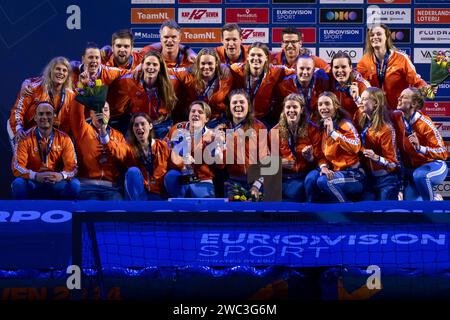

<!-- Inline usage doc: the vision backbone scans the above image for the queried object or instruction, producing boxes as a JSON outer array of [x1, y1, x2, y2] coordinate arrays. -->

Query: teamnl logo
[[169, 127, 280, 176], [319, 8, 364, 24]]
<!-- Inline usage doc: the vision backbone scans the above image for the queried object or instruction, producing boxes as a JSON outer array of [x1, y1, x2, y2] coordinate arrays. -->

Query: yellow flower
[[77, 82, 84, 89], [95, 79, 103, 87], [233, 195, 240, 200], [240, 195, 247, 201]]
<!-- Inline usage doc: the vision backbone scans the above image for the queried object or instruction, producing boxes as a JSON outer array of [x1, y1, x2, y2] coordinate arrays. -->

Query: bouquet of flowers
[[425, 50, 450, 99], [228, 183, 264, 202], [75, 78, 108, 113]]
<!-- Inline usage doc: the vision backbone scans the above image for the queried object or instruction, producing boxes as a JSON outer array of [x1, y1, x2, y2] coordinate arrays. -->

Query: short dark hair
[[281, 27, 303, 41], [112, 29, 134, 46], [221, 23, 242, 37], [160, 20, 181, 33]]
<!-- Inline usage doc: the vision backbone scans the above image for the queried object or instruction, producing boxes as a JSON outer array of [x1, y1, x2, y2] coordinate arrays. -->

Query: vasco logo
[[319, 48, 363, 63], [319, 8, 363, 23]]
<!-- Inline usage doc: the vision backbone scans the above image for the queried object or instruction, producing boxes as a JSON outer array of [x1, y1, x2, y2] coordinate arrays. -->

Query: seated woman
[[269, 93, 323, 201], [315, 91, 366, 202], [355, 87, 400, 200], [122, 113, 170, 200], [223, 89, 268, 200], [392, 87, 448, 200], [164, 101, 223, 198]]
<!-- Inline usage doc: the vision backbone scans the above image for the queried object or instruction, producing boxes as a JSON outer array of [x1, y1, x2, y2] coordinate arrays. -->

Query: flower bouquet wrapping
[[75, 78, 108, 113], [228, 183, 264, 202], [424, 50, 450, 99]]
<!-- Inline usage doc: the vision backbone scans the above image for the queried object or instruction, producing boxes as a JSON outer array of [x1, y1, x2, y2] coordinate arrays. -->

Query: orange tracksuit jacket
[[216, 45, 250, 64], [12, 127, 77, 180], [166, 122, 218, 181], [69, 100, 127, 182], [269, 123, 323, 175], [171, 65, 233, 119], [356, 50, 427, 110], [140, 45, 193, 68], [270, 50, 330, 72], [320, 119, 361, 171], [327, 70, 371, 118], [354, 110, 399, 175], [224, 120, 268, 178], [391, 110, 447, 168], [72, 64, 129, 88], [230, 63, 295, 119], [104, 51, 143, 70], [10, 82, 76, 135]]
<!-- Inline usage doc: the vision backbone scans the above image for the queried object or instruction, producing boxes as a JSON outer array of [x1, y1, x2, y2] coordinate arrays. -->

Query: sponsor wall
[[0, 0, 449, 198]]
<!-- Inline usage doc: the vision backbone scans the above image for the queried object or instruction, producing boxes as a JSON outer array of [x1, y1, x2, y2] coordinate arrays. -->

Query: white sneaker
[[434, 193, 443, 201]]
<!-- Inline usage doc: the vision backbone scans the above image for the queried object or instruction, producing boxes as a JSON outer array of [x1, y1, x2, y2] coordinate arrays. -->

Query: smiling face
[[282, 33, 302, 61], [229, 94, 249, 123], [199, 54, 217, 80], [113, 38, 132, 67], [82, 48, 101, 76], [189, 104, 209, 129], [34, 103, 54, 131], [318, 96, 337, 119], [284, 100, 302, 125], [133, 116, 152, 143], [142, 55, 161, 82], [397, 88, 414, 113], [361, 90, 376, 116], [296, 58, 315, 86], [332, 57, 352, 85], [222, 29, 242, 59], [248, 47, 267, 76], [369, 26, 388, 51], [50, 63, 69, 87]]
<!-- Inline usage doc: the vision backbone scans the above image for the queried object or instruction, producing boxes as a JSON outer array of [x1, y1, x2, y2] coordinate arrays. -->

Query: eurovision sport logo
[[272, 8, 316, 24], [319, 28, 364, 43], [319, 9, 364, 24]]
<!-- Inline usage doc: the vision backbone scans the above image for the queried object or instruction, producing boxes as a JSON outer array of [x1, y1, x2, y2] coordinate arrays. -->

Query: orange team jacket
[[215, 45, 250, 65], [270, 50, 330, 72], [320, 119, 361, 171], [12, 127, 77, 180], [224, 120, 268, 179], [108, 74, 175, 120], [140, 44, 193, 68], [230, 63, 295, 119], [10, 81, 76, 135], [356, 50, 427, 110], [104, 139, 170, 195], [327, 70, 371, 118], [104, 51, 143, 70], [170, 65, 233, 120], [71, 64, 129, 88], [269, 123, 323, 175], [391, 110, 447, 168], [276, 70, 329, 119], [69, 99, 127, 182], [166, 122, 219, 181], [353, 110, 399, 175]]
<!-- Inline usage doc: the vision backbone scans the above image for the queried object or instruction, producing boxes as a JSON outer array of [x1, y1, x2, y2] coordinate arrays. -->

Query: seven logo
[[178, 8, 222, 24]]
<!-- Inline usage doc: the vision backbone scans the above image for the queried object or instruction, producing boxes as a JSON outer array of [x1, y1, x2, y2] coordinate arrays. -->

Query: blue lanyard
[[230, 119, 246, 131], [140, 145, 153, 177], [295, 77, 314, 116], [35, 128, 54, 166], [360, 122, 370, 147], [282, 52, 298, 67], [116, 55, 133, 70], [48, 89, 66, 116], [402, 111, 416, 136], [334, 80, 351, 97], [199, 76, 217, 101], [225, 48, 243, 65], [174, 50, 182, 68], [375, 50, 390, 88], [246, 73, 265, 103], [288, 131, 297, 160], [142, 79, 161, 116]]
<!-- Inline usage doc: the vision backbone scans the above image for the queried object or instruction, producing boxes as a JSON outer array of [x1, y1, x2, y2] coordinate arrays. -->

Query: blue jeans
[[362, 172, 401, 201], [404, 160, 448, 201], [153, 117, 173, 140], [125, 167, 164, 200], [282, 177, 305, 202], [317, 168, 366, 203], [11, 177, 80, 200], [164, 169, 215, 198], [78, 184, 123, 200]]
